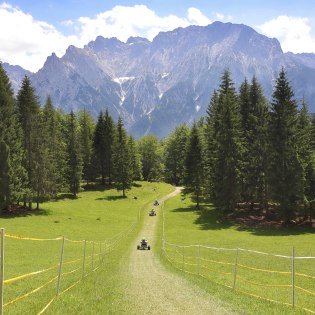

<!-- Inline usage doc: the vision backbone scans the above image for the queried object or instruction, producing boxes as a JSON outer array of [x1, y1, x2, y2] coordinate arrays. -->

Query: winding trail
[[121, 187, 234, 314]]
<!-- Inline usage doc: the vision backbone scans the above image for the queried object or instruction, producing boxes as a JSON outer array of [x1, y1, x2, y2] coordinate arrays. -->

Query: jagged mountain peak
[[5, 22, 315, 138]]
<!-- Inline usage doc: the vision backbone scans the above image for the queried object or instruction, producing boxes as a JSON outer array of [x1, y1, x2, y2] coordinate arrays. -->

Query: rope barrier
[[238, 263, 291, 274], [200, 257, 234, 266], [296, 272, 315, 280], [295, 285, 315, 296], [237, 276, 292, 288], [4, 276, 58, 307], [201, 264, 233, 276], [6, 233, 62, 241]]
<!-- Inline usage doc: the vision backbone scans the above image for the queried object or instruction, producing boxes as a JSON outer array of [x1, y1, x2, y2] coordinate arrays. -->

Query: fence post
[[292, 247, 295, 308], [197, 245, 201, 275], [92, 241, 95, 270], [56, 237, 65, 295], [0, 228, 5, 315], [82, 240, 87, 278], [233, 248, 239, 290]]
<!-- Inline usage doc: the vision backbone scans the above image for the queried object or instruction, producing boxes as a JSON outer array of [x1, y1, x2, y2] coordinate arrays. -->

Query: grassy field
[[1, 181, 173, 314], [160, 193, 315, 314]]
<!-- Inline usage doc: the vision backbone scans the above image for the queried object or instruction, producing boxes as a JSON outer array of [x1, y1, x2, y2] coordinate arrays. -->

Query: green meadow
[[160, 194, 315, 314], [1, 182, 173, 314]]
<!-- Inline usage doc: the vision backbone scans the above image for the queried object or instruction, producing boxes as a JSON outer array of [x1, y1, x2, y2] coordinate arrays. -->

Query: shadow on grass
[[96, 195, 127, 201], [172, 198, 313, 236], [82, 183, 109, 192], [53, 193, 78, 201], [0, 207, 52, 219]]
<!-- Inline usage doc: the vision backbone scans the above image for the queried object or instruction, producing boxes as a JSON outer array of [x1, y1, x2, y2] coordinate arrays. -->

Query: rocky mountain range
[[3, 21, 315, 138]]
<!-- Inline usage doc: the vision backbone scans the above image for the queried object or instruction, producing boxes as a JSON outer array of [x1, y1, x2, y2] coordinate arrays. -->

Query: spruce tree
[[66, 111, 83, 197], [297, 100, 313, 217], [104, 109, 115, 185], [239, 77, 269, 207], [78, 109, 95, 185], [128, 135, 142, 180], [185, 123, 203, 209], [212, 70, 243, 213], [0, 141, 9, 209], [113, 118, 133, 196], [93, 111, 106, 185], [17, 76, 42, 207], [137, 135, 162, 181], [269, 68, 304, 222], [204, 90, 219, 200], [0, 63, 27, 208], [164, 124, 189, 185]]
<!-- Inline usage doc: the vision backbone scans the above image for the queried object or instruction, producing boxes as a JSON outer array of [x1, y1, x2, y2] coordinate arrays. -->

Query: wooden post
[[233, 248, 239, 290], [292, 247, 295, 308], [82, 240, 87, 278], [0, 228, 5, 315], [56, 237, 65, 295]]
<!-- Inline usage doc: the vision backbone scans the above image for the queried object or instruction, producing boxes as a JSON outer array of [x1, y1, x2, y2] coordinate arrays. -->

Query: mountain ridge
[[3, 21, 315, 137]]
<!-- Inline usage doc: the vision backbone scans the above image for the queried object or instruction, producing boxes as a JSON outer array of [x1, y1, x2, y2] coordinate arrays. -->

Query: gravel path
[[120, 187, 234, 314]]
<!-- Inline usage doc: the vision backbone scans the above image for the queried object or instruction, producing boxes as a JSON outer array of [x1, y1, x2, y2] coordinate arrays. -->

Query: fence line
[[161, 200, 315, 314], [0, 208, 140, 314]]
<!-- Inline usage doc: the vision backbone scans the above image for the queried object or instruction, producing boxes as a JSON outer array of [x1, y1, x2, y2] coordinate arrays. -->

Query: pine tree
[[185, 123, 203, 209], [269, 68, 304, 222], [0, 141, 9, 209], [104, 109, 115, 185], [66, 111, 83, 197], [78, 109, 95, 184], [137, 135, 162, 181], [239, 77, 269, 207], [212, 70, 243, 213], [164, 124, 189, 185], [128, 135, 142, 180], [0, 63, 27, 208], [297, 100, 313, 218], [113, 118, 133, 196], [204, 90, 219, 199], [93, 112, 106, 185]]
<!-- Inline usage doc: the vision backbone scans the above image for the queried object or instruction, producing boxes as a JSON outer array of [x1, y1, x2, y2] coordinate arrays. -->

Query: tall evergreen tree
[[66, 111, 83, 197], [204, 90, 219, 199], [128, 135, 142, 180], [212, 70, 243, 213], [103, 109, 115, 185], [0, 141, 9, 208], [137, 135, 162, 181], [297, 100, 313, 217], [17, 76, 41, 208], [185, 123, 203, 209], [0, 63, 27, 208], [78, 109, 95, 184], [269, 68, 304, 222], [239, 77, 269, 207], [113, 118, 133, 196], [164, 124, 189, 185], [93, 111, 106, 185]]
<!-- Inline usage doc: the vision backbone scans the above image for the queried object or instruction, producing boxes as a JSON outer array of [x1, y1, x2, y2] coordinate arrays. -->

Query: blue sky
[[1, 1, 315, 71]]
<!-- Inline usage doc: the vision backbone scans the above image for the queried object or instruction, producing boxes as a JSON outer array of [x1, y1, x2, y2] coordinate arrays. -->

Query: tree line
[[0, 63, 142, 211], [1, 61, 315, 223], [164, 69, 315, 223]]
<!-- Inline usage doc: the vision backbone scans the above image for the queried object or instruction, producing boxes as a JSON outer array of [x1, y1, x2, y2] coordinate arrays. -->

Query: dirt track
[[120, 187, 233, 314]]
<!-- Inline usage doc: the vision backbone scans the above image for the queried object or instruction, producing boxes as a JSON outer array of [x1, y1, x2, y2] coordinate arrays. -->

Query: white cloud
[[76, 5, 211, 44], [0, 3, 212, 72], [214, 12, 233, 22], [187, 8, 211, 26], [257, 15, 315, 53], [0, 2, 78, 71]]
